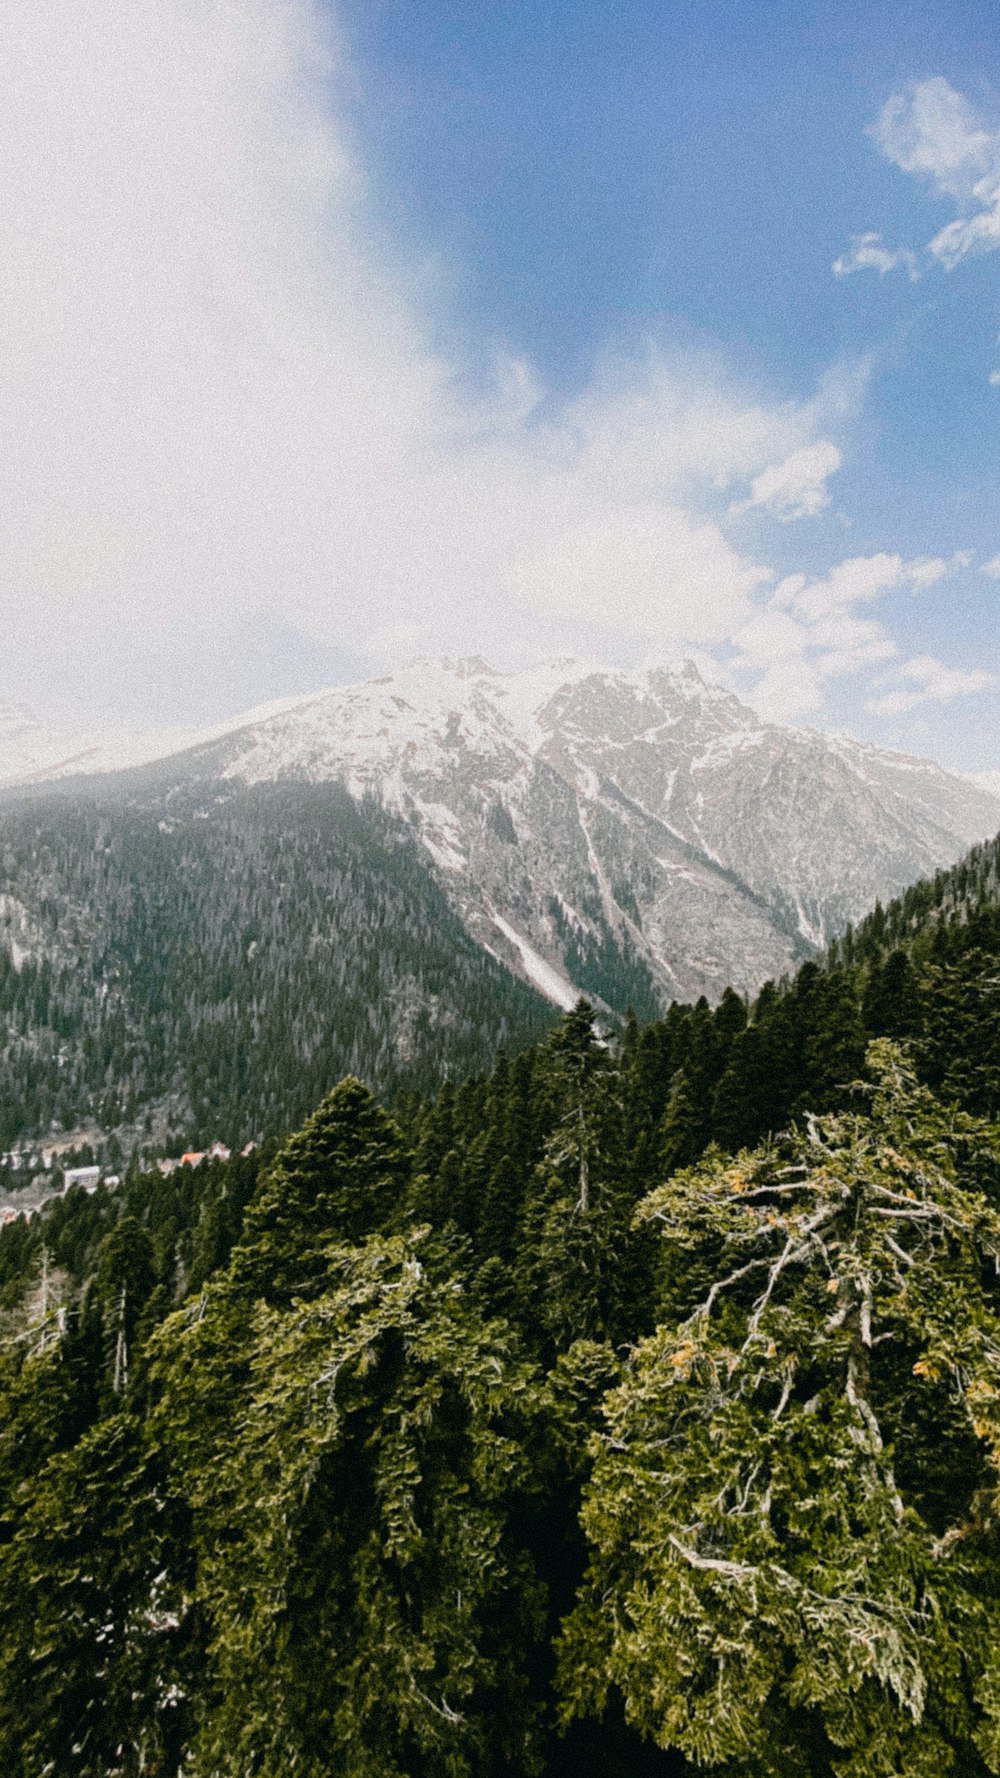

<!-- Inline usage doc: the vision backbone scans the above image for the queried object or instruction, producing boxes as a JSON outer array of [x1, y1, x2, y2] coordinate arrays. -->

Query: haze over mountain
[[4, 658, 997, 1013], [0, 694, 310, 788]]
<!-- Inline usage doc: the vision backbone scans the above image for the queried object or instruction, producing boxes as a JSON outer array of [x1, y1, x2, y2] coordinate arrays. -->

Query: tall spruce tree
[[236, 1075, 412, 1300], [519, 1003, 650, 1353]]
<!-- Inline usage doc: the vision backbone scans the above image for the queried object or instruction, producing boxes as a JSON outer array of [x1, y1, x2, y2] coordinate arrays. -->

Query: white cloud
[[982, 555, 1000, 577], [867, 654, 998, 716], [832, 233, 919, 280], [0, 1, 972, 748], [867, 78, 1000, 270], [509, 505, 771, 639], [731, 553, 953, 723], [872, 79, 997, 197], [777, 552, 946, 622], [0, 0, 870, 719], [731, 441, 842, 520], [728, 608, 821, 724]]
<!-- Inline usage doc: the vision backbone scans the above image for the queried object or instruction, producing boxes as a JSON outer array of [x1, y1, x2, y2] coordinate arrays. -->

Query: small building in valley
[[63, 1166, 101, 1192]]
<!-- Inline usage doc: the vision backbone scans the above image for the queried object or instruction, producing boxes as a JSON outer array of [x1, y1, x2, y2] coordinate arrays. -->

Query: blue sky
[[2, 0, 999, 770], [336, 0, 1000, 767], [335, 0, 1000, 686]]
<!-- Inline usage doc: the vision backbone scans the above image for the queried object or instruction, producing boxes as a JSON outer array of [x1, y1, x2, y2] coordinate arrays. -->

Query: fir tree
[[237, 1075, 412, 1299]]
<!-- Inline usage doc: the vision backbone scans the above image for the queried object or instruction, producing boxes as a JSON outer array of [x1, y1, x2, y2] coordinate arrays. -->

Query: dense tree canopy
[[150, 1232, 552, 1778], [3, 823, 1000, 1772], [0, 784, 553, 1151]]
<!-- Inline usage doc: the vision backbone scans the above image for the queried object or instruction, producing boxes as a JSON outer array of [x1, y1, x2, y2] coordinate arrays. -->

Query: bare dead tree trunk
[[112, 1283, 128, 1396]]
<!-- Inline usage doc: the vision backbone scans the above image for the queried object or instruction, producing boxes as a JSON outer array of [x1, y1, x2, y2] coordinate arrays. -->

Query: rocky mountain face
[[108, 656, 1000, 1009]]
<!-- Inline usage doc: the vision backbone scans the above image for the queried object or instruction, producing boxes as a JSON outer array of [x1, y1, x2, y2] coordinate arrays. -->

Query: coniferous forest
[[0, 784, 555, 1151], [3, 835, 1000, 1773]]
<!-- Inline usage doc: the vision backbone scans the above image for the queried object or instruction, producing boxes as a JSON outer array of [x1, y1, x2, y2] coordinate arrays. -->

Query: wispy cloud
[[731, 554, 952, 724], [842, 78, 1000, 275], [868, 654, 998, 716], [730, 441, 842, 520], [832, 233, 919, 280]]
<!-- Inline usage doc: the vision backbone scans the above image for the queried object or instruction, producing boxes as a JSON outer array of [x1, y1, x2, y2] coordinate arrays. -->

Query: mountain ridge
[[162, 656, 1000, 1004], [3, 656, 997, 1009]]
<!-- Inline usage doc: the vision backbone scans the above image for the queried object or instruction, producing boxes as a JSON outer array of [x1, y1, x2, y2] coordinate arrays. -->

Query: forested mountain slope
[[2, 739, 999, 1161], [0, 782, 553, 1151], [525, 822, 1000, 1181]]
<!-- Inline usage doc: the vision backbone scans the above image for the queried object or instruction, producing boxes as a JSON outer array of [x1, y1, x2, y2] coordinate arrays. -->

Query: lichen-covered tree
[[560, 1043, 1000, 1776]]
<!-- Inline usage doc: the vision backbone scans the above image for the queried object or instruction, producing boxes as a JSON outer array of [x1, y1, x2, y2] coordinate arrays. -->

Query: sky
[[1, 0, 999, 771]]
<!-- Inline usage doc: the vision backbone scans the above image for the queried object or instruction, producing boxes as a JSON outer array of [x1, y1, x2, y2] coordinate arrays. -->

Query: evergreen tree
[[861, 947, 923, 1038], [150, 1231, 551, 1778], [477, 1152, 524, 1264], [0, 1413, 188, 1778], [659, 1067, 703, 1174], [237, 1075, 412, 1299], [94, 1215, 156, 1400], [560, 1043, 1000, 1776], [797, 966, 866, 1113], [520, 1003, 652, 1354]]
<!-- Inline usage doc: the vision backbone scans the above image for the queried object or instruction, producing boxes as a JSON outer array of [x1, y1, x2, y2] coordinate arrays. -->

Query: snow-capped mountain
[[970, 768, 1000, 802], [29, 654, 988, 1011], [0, 694, 312, 787]]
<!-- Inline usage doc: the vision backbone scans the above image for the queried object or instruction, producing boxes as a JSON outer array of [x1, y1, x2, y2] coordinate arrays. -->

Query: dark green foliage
[[640, 829, 1000, 1159], [148, 1232, 554, 1778], [560, 1045, 1000, 1777], [0, 782, 554, 1149], [6, 829, 1000, 1771], [861, 947, 922, 1037], [237, 1075, 412, 1298], [0, 1409, 188, 1778]]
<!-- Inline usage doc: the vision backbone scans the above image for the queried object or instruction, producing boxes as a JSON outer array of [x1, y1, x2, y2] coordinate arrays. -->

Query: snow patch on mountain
[[487, 910, 580, 1012]]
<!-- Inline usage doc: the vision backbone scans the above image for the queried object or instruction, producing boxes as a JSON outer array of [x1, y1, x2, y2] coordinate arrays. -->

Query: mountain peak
[[3, 656, 999, 1011], [131, 655, 1000, 1007], [408, 654, 499, 680]]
